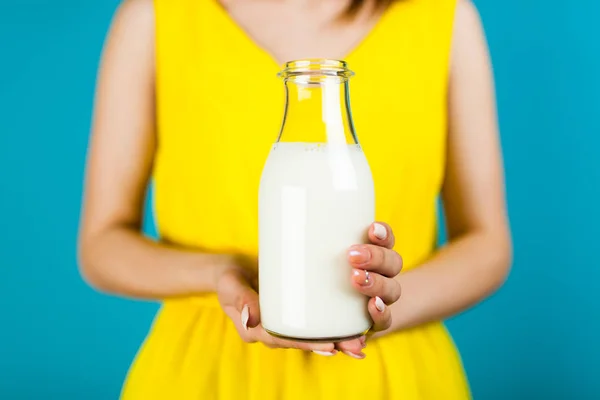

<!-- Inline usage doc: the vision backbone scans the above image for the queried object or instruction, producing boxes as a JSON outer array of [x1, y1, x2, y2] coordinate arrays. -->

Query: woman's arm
[[383, 0, 512, 333], [78, 0, 237, 300]]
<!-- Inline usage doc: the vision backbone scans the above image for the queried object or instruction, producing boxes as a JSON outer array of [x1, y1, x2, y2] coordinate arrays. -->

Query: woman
[[79, 0, 511, 398]]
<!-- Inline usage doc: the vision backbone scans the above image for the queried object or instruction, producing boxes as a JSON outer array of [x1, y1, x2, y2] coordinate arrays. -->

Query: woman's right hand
[[216, 263, 338, 354]]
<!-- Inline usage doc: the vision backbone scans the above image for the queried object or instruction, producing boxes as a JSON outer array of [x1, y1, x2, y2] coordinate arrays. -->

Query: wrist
[[178, 253, 237, 294], [209, 253, 257, 292]]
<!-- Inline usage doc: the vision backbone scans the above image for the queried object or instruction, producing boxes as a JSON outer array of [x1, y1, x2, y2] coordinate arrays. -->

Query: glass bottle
[[259, 59, 374, 341]]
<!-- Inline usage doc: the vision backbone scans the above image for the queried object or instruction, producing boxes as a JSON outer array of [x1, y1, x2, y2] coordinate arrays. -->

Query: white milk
[[258, 142, 374, 340]]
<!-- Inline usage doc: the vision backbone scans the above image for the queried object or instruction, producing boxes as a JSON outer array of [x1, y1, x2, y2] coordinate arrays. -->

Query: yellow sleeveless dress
[[121, 0, 470, 398]]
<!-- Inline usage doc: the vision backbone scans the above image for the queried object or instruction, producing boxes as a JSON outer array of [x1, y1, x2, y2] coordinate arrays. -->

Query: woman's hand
[[335, 222, 403, 359], [217, 221, 402, 359], [216, 262, 337, 354]]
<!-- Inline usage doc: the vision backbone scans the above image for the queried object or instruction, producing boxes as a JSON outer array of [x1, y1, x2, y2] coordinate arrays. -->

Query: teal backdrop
[[0, 0, 598, 399]]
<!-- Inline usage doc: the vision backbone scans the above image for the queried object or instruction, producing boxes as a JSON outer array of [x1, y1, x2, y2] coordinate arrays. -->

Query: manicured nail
[[343, 351, 366, 360], [375, 296, 385, 312], [353, 269, 373, 287], [241, 304, 249, 330], [313, 350, 337, 356], [373, 223, 387, 240], [348, 246, 370, 265]]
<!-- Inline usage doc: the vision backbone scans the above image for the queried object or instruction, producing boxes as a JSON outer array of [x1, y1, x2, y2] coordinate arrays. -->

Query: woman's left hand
[[333, 222, 403, 359]]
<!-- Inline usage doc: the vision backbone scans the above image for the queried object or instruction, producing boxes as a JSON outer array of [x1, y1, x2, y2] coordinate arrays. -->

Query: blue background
[[0, 0, 598, 399]]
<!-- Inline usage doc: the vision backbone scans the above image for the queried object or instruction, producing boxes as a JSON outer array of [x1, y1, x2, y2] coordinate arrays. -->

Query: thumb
[[217, 268, 261, 329]]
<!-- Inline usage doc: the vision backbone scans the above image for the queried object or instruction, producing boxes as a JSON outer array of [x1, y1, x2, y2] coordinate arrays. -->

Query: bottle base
[[264, 326, 372, 343]]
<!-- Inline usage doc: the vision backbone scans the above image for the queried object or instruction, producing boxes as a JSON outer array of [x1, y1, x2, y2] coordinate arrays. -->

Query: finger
[[273, 338, 335, 353], [335, 337, 366, 359], [216, 268, 261, 329], [352, 270, 402, 304], [368, 222, 395, 249], [258, 329, 336, 353], [348, 244, 403, 277], [368, 296, 392, 332]]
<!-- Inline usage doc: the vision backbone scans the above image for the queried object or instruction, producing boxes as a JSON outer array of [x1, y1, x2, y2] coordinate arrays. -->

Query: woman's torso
[[122, 0, 470, 398]]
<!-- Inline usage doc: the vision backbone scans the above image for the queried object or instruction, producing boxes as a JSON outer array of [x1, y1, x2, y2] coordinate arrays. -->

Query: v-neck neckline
[[210, 0, 393, 70]]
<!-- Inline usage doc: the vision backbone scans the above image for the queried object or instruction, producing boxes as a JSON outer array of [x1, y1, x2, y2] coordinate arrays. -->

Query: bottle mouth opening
[[278, 59, 355, 81]]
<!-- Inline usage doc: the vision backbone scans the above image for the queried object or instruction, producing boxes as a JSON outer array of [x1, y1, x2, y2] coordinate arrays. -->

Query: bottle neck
[[277, 78, 357, 145], [276, 59, 358, 146]]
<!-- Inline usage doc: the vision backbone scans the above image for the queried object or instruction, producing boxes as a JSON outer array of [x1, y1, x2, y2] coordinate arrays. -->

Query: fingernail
[[375, 296, 385, 312], [343, 351, 366, 360], [353, 269, 373, 287], [348, 246, 371, 265], [313, 350, 337, 356], [373, 223, 387, 240], [241, 304, 249, 330]]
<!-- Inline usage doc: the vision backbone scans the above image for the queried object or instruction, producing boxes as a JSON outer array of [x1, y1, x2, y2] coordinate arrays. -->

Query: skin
[[79, 0, 511, 359]]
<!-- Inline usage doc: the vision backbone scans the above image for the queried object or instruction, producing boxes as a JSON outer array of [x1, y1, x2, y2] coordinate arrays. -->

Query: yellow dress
[[121, 0, 471, 398]]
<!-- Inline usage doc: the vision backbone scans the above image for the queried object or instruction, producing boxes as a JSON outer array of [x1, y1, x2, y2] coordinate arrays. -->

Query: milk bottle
[[259, 59, 374, 341]]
